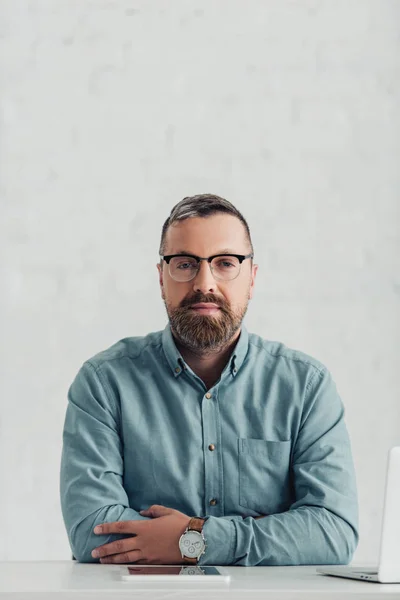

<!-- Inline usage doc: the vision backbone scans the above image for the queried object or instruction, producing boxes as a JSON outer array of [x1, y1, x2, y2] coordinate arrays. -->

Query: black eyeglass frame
[[160, 253, 254, 281]]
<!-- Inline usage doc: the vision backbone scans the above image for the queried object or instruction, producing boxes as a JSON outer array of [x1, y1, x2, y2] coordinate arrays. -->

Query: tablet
[[120, 565, 230, 582]]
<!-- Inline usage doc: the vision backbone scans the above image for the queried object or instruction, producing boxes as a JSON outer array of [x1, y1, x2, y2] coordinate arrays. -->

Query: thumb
[[140, 504, 172, 518]]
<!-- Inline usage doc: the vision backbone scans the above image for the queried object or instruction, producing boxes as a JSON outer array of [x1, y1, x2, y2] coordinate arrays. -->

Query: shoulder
[[83, 330, 164, 371], [246, 332, 342, 421], [247, 331, 328, 382]]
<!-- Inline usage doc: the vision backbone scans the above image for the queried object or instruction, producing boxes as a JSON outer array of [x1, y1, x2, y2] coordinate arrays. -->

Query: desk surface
[[1, 562, 400, 599]]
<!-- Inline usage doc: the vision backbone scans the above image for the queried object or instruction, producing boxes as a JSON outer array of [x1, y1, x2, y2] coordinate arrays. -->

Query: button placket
[[201, 388, 220, 515]]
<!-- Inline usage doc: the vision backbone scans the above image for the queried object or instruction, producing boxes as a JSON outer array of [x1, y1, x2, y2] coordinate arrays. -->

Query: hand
[[92, 505, 191, 564]]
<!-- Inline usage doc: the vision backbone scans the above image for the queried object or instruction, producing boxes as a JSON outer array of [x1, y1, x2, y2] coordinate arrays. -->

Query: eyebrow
[[168, 249, 239, 256]]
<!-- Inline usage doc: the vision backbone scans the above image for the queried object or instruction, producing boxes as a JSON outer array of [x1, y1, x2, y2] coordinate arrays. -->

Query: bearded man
[[60, 194, 358, 566]]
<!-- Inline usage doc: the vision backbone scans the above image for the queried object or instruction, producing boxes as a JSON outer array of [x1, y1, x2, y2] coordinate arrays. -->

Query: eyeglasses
[[160, 253, 254, 282]]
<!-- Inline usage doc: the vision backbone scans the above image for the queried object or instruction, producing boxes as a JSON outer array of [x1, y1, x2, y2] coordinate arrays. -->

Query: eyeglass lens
[[169, 255, 241, 281]]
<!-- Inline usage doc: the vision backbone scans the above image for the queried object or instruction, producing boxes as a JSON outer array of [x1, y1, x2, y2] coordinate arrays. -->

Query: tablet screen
[[127, 565, 222, 576]]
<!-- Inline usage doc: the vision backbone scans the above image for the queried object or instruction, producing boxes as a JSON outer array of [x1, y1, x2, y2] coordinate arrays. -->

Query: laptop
[[317, 446, 400, 583]]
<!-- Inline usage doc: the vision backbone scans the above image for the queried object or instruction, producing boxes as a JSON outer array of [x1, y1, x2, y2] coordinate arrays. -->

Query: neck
[[172, 329, 241, 389]]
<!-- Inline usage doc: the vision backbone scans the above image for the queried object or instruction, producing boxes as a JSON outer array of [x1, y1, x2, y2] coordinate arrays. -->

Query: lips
[[191, 303, 220, 309]]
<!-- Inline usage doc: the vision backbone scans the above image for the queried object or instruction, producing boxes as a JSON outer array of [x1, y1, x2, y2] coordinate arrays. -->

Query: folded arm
[[199, 368, 359, 566], [60, 361, 150, 563]]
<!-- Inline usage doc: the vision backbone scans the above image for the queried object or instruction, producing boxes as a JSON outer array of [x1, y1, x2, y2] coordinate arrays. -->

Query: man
[[60, 194, 358, 566]]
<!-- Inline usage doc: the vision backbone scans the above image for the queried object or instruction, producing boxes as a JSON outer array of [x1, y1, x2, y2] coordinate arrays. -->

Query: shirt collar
[[162, 325, 187, 377], [161, 323, 249, 379]]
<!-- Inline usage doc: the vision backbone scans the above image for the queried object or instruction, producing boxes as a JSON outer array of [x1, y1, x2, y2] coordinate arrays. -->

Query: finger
[[100, 549, 142, 564], [92, 536, 141, 559], [94, 520, 143, 536], [139, 504, 172, 518]]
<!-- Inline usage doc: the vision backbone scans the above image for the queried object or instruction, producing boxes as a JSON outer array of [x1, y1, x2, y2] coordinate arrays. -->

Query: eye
[[215, 259, 236, 269], [175, 259, 197, 270]]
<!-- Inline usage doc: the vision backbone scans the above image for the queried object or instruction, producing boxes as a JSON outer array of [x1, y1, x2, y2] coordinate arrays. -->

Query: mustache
[[179, 293, 229, 311]]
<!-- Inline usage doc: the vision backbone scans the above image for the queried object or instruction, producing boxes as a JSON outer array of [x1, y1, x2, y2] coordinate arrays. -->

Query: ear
[[157, 262, 165, 299], [248, 263, 258, 300]]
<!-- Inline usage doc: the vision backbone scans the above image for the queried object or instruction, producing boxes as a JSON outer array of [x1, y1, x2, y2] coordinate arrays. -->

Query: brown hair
[[159, 193, 253, 256]]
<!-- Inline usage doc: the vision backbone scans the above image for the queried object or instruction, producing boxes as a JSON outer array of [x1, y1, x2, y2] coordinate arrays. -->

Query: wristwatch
[[178, 516, 207, 564]]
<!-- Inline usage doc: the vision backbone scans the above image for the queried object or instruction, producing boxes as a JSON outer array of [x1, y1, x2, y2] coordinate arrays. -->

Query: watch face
[[179, 530, 205, 559]]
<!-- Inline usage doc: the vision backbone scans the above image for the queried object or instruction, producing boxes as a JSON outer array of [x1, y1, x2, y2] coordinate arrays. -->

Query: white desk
[[1, 562, 399, 599]]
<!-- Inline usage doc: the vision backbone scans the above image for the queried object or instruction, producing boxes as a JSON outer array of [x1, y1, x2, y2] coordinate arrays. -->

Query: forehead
[[164, 214, 249, 255]]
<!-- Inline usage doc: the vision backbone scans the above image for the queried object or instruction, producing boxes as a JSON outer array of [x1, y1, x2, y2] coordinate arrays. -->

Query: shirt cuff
[[198, 516, 236, 566]]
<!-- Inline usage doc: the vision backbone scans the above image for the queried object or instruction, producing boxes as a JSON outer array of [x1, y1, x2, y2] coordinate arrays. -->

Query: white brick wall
[[1, 0, 399, 562]]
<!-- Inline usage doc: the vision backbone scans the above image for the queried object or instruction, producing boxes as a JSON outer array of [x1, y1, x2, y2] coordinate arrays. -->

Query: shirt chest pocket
[[238, 438, 292, 515]]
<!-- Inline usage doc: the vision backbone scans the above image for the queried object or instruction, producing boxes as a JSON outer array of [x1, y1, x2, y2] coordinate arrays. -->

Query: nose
[[192, 260, 217, 294]]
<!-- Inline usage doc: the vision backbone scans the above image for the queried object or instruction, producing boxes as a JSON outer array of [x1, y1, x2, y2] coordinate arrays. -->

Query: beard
[[164, 291, 249, 353]]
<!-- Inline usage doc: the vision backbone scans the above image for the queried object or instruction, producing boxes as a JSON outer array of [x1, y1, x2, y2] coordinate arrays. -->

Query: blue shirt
[[60, 325, 358, 565]]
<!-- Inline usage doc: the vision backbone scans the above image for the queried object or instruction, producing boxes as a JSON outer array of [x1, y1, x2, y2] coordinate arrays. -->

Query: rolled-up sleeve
[[60, 361, 149, 563]]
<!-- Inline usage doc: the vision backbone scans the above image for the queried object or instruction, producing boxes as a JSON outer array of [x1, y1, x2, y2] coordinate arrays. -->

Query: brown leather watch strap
[[187, 516, 205, 533]]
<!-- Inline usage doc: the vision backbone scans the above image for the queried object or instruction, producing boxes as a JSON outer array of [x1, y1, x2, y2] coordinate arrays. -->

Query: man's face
[[157, 214, 258, 353]]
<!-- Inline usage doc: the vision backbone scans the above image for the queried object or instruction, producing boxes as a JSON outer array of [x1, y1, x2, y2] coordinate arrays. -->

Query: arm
[[199, 368, 359, 566], [60, 361, 149, 562]]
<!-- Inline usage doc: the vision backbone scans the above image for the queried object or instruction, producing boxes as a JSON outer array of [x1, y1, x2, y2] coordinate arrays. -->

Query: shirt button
[[205, 393, 212, 399], [209, 498, 218, 506], [208, 444, 215, 451], [175, 367, 181, 373]]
